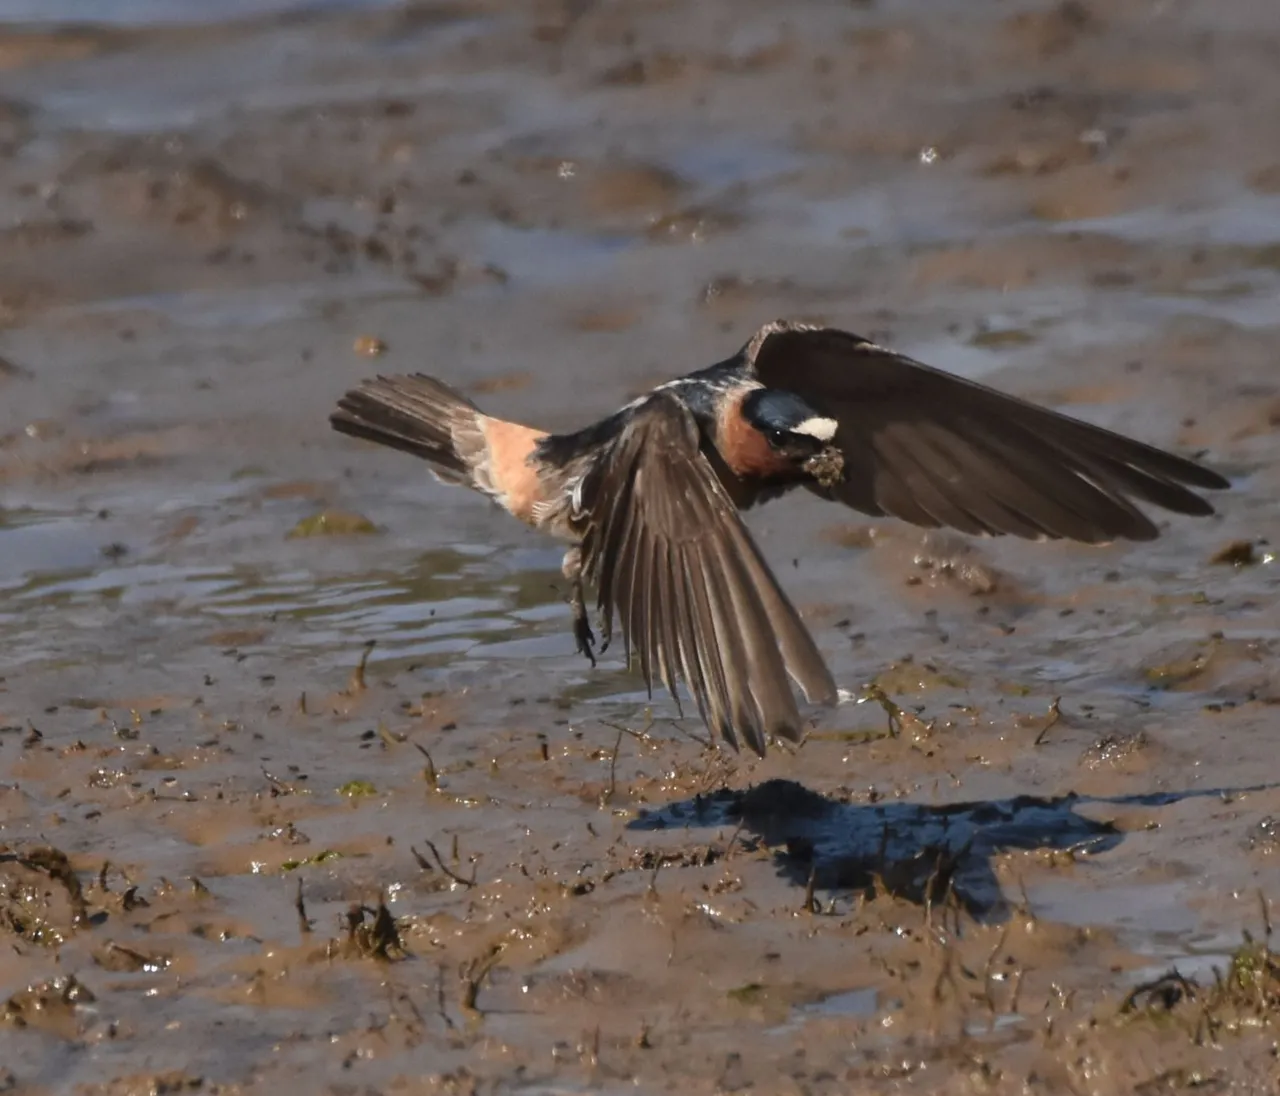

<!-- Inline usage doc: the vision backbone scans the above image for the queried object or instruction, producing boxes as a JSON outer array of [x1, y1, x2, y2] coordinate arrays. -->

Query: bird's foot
[[573, 611, 597, 668]]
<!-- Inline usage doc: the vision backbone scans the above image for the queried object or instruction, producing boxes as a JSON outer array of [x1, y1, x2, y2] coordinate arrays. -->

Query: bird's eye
[[767, 429, 788, 447]]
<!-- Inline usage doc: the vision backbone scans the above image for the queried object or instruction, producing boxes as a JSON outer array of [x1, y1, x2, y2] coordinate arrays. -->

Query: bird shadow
[[627, 778, 1280, 922]]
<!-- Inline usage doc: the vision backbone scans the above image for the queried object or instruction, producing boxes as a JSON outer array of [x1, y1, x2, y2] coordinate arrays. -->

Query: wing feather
[[745, 322, 1228, 543], [576, 391, 837, 754]]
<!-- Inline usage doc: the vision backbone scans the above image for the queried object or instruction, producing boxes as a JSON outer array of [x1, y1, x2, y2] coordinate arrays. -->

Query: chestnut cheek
[[719, 409, 785, 478]]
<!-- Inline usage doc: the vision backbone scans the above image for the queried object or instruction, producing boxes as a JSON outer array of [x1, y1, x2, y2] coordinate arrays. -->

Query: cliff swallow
[[330, 320, 1229, 755]]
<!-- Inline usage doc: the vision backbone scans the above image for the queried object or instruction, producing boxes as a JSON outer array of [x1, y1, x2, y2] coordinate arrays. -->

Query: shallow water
[[1, 1, 1280, 1092]]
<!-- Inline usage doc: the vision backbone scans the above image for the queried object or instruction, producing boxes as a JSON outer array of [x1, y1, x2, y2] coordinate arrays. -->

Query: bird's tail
[[330, 373, 482, 479]]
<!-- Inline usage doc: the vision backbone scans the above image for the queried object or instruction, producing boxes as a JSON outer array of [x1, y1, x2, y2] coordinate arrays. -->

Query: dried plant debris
[[91, 940, 171, 974], [1245, 816, 1280, 854], [1121, 969, 1198, 1015], [1209, 539, 1273, 566], [2, 975, 97, 1036], [908, 537, 1006, 595], [332, 899, 407, 961], [1119, 921, 1280, 1041], [628, 845, 723, 871], [1, 845, 94, 945]]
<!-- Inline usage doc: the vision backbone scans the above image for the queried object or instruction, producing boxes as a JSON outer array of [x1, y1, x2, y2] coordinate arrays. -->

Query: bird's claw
[[573, 613, 597, 668]]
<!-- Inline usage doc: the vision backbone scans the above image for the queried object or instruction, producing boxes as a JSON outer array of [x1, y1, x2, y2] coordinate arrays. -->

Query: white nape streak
[[792, 416, 838, 441]]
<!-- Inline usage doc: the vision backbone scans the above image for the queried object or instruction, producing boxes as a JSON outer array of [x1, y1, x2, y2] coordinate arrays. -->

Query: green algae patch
[[287, 509, 379, 538], [280, 850, 343, 872]]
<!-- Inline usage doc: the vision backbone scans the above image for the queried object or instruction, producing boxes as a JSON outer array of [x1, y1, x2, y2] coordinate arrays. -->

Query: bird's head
[[740, 388, 845, 487]]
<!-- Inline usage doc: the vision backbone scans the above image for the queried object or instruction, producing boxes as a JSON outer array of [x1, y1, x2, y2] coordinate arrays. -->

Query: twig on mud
[[1261, 889, 1273, 939], [982, 922, 1013, 1019], [1033, 696, 1063, 746], [611, 705, 708, 752], [1008, 964, 1026, 1018], [932, 942, 959, 1005], [723, 817, 747, 860], [923, 846, 957, 934], [646, 860, 661, 900], [460, 943, 504, 1016], [378, 723, 407, 748], [421, 838, 477, 888], [295, 878, 312, 936], [600, 727, 624, 807], [435, 966, 456, 1031], [802, 864, 819, 915], [413, 742, 438, 789], [349, 640, 377, 693], [1015, 875, 1037, 923], [943, 873, 966, 939], [600, 708, 655, 746], [263, 767, 297, 796]]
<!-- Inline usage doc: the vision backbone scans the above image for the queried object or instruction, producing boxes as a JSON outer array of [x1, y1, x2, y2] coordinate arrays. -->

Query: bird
[[329, 319, 1230, 757]]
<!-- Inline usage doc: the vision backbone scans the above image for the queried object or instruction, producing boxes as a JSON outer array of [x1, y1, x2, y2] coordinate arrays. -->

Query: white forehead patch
[[792, 416, 838, 441]]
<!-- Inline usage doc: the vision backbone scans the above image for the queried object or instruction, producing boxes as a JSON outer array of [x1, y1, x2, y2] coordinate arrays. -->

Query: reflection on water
[[0, 510, 678, 724], [0, 514, 575, 671]]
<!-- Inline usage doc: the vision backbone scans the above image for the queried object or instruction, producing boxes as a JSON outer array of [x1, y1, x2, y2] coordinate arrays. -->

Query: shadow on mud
[[629, 779, 1280, 921]]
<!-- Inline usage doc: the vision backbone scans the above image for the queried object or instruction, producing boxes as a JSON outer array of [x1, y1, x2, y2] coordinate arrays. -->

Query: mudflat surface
[[1, 1, 1279, 1093]]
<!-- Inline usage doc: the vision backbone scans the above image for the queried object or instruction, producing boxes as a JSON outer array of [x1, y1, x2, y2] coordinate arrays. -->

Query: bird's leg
[[562, 546, 596, 667]]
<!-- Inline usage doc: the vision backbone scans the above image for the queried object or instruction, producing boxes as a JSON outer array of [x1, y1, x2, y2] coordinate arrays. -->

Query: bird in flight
[[330, 320, 1229, 756]]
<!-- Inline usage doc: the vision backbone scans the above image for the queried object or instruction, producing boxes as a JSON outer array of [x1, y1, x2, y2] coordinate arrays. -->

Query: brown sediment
[[0, 0, 1277, 1090]]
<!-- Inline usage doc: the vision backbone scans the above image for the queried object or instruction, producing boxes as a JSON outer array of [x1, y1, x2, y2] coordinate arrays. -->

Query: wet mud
[[1, 0, 1280, 1092]]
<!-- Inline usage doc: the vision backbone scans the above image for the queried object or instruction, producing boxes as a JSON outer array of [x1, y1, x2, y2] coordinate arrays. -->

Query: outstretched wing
[[744, 322, 1229, 543], [576, 391, 836, 755]]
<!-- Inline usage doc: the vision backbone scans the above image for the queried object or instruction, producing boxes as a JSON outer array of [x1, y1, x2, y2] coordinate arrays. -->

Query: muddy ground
[[1, 0, 1279, 1092]]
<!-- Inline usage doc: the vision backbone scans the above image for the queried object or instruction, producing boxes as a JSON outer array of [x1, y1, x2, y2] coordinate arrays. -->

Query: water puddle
[[0, 507, 132, 588], [764, 986, 882, 1038], [801, 986, 880, 1020], [477, 224, 634, 287], [0, 0, 402, 27], [1029, 879, 1199, 946], [1052, 192, 1280, 247], [964, 1012, 1027, 1037], [54, 275, 410, 330], [0, 511, 645, 697], [667, 135, 805, 191]]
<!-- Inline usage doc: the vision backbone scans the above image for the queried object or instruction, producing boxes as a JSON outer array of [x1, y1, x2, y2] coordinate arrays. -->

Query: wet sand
[[2, 1, 1280, 1092]]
